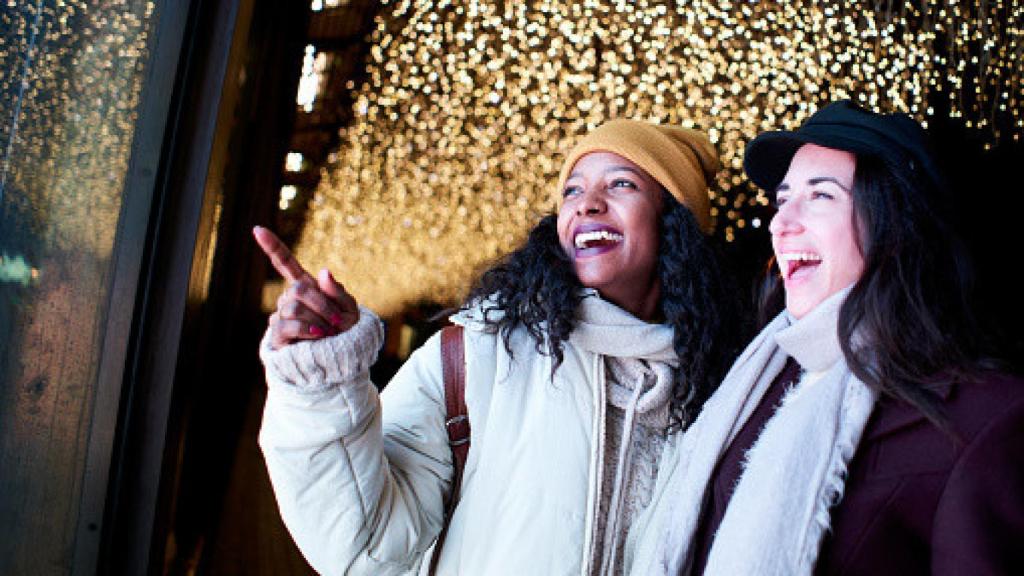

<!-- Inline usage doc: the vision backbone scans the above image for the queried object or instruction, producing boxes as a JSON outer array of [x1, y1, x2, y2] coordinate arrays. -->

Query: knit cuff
[[259, 305, 384, 394]]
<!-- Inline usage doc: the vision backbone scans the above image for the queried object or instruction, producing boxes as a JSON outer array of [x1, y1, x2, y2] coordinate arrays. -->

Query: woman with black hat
[[254, 119, 742, 575], [630, 100, 1024, 575]]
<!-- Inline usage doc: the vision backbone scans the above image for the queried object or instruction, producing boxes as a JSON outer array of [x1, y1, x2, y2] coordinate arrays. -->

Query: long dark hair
[[463, 192, 743, 429], [759, 154, 997, 427]]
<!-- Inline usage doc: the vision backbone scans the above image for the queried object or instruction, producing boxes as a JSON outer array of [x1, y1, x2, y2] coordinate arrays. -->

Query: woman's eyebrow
[[807, 176, 852, 192], [605, 165, 643, 177], [775, 177, 852, 194], [568, 165, 644, 179]]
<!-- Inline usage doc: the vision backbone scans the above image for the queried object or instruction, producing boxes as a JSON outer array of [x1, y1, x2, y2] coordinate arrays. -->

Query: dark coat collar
[[864, 380, 955, 440]]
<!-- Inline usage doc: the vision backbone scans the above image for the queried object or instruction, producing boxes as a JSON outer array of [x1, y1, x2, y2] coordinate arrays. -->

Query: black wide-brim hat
[[744, 100, 944, 195]]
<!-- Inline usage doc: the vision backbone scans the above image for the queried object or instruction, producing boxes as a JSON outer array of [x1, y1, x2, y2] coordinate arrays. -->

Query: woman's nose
[[769, 200, 803, 236], [576, 188, 607, 215]]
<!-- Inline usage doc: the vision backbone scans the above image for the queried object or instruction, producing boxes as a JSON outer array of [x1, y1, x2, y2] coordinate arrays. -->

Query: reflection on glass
[[0, 251, 39, 285], [0, 1, 156, 573]]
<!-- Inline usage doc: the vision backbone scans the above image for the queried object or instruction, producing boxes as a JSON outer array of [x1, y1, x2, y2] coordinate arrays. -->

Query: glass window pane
[[0, 1, 157, 573]]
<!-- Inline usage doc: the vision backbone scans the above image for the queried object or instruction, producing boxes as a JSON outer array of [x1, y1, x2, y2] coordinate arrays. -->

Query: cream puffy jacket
[[258, 301, 683, 576]]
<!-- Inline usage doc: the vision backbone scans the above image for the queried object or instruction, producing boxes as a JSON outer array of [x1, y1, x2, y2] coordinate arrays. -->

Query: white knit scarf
[[568, 290, 679, 367], [637, 286, 878, 576]]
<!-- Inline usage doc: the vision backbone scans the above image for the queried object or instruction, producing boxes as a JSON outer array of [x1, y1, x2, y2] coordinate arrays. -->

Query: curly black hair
[[462, 192, 744, 429]]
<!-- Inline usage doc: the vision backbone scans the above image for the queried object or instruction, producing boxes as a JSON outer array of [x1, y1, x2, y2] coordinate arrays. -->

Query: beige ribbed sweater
[[592, 356, 675, 576]]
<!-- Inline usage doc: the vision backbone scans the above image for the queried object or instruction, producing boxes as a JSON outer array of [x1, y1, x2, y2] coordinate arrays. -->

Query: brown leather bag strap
[[428, 325, 469, 575]]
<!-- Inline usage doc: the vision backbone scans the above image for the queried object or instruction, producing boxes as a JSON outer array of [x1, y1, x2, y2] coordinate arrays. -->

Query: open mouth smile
[[779, 251, 822, 281], [573, 224, 623, 256]]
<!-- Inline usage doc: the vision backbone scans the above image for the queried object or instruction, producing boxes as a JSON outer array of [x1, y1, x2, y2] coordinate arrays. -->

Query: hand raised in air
[[253, 225, 359, 350]]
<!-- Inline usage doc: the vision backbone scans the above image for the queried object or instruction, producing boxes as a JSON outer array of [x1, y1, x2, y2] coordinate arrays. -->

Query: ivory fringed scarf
[[629, 286, 878, 576]]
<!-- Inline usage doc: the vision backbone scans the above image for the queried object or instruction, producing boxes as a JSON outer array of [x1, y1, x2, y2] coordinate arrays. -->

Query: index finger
[[253, 226, 309, 283]]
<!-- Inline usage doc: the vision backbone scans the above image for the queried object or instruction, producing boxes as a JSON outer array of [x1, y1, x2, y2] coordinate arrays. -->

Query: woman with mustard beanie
[[254, 119, 742, 575]]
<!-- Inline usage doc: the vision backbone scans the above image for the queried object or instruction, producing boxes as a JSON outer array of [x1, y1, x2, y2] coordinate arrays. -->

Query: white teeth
[[779, 252, 822, 277], [779, 252, 822, 263], [575, 230, 624, 249]]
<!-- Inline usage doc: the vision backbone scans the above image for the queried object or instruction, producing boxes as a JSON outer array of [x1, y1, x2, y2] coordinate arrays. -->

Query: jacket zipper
[[580, 353, 606, 575]]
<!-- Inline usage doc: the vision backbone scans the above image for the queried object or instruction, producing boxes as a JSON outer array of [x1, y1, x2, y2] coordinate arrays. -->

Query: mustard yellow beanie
[[556, 119, 720, 234]]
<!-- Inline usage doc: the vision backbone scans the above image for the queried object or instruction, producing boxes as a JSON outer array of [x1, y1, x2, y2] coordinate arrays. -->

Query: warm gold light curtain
[[294, 0, 1023, 316]]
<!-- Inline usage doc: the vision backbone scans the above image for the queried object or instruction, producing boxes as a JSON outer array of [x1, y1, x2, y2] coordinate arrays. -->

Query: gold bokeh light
[[292, 0, 1023, 316], [1, 2, 155, 259]]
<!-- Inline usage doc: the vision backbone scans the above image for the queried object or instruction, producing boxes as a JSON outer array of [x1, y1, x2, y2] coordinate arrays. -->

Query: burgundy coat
[[814, 372, 1024, 575]]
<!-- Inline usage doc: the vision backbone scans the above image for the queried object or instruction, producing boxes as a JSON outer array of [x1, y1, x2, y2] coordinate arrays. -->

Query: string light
[[279, 185, 298, 210], [297, 45, 330, 112], [292, 0, 1022, 315], [313, 0, 350, 9], [285, 152, 305, 172]]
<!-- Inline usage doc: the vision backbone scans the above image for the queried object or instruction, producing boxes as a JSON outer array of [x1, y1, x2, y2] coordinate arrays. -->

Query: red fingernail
[[331, 314, 343, 328], [309, 325, 325, 337]]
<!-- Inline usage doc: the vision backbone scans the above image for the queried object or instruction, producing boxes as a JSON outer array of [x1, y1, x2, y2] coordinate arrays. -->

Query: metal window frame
[[68, 0, 243, 574]]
